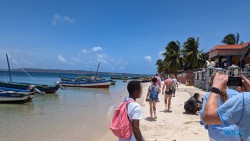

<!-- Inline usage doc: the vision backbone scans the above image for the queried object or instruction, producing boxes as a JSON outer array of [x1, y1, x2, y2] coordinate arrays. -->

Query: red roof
[[210, 41, 250, 52]]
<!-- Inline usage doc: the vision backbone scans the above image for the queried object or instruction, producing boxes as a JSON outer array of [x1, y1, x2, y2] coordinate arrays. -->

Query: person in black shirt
[[184, 93, 202, 114]]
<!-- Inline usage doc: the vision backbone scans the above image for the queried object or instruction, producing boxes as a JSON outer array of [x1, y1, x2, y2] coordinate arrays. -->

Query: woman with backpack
[[146, 77, 161, 119]]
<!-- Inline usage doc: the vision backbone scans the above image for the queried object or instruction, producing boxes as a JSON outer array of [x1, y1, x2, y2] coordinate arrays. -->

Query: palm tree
[[221, 32, 240, 45], [162, 41, 183, 74], [183, 37, 203, 69], [199, 52, 209, 68], [156, 59, 163, 74]]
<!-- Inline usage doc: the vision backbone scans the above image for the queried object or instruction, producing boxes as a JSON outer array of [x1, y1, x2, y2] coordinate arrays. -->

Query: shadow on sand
[[159, 110, 172, 113], [183, 111, 199, 115], [144, 117, 157, 122]]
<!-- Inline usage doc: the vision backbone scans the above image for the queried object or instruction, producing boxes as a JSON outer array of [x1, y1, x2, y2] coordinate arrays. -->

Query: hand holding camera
[[212, 73, 250, 92]]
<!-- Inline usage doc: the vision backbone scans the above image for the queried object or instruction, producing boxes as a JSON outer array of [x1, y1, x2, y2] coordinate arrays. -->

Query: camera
[[227, 77, 242, 86]]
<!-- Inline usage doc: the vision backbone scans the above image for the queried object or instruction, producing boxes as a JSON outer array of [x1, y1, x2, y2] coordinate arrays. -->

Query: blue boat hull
[[0, 87, 34, 102]]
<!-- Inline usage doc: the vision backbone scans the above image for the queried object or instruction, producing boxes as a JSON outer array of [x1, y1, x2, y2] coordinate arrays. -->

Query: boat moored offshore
[[60, 80, 112, 88]]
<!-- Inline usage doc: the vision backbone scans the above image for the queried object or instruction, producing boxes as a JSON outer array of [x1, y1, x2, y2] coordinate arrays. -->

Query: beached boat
[[111, 80, 116, 85], [0, 91, 34, 102], [0, 81, 60, 93], [0, 54, 61, 93], [60, 80, 112, 88], [128, 76, 141, 80], [0, 86, 44, 103], [140, 77, 152, 83], [110, 76, 128, 80], [60, 76, 75, 82], [60, 76, 105, 82], [60, 63, 112, 88]]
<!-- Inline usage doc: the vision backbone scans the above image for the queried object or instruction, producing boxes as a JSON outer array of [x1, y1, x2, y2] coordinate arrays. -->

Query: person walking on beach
[[200, 72, 241, 141], [162, 74, 174, 112], [203, 73, 250, 141], [155, 73, 162, 88], [118, 81, 143, 141], [146, 77, 161, 119]]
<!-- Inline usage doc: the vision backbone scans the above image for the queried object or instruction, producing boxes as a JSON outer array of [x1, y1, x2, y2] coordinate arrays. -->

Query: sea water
[[0, 71, 128, 141]]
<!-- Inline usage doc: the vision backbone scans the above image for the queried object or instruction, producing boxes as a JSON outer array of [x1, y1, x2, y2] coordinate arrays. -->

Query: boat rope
[[11, 60, 36, 81], [0, 49, 36, 82]]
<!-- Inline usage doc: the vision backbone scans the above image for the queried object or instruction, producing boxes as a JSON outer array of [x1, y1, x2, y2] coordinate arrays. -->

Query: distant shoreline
[[0, 68, 151, 76]]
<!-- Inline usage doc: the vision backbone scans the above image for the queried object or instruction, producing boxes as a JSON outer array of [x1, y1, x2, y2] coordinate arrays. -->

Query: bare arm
[[162, 82, 165, 95], [203, 73, 227, 124], [203, 92, 222, 124], [132, 120, 143, 141], [146, 89, 149, 101]]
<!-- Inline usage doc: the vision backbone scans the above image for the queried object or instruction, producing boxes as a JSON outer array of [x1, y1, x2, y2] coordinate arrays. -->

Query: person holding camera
[[203, 73, 250, 141], [200, 72, 241, 141]]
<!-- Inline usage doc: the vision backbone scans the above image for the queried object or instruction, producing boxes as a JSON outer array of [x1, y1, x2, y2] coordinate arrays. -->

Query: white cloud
[[0, 46, 127, 72], [71, 58, 81, 62], [92, 47, 102, 52], [57, 54, 67, 63], [63, 16, 75, 24], [158, 50, 165, 59], [52, 14, 75, 25], [97, 53, 109, 64], [81, 49, 88, 53], [0, 47, 35, 68], [144, 56, 152, 62]]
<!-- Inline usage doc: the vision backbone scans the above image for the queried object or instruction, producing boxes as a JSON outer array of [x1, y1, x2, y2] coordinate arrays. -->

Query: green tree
[[199, 51, 209, 68], [162, 41, 183, 74], [221, 32, 241, 45], [183, 37, 203, 69], [156, 59, 164, 74]]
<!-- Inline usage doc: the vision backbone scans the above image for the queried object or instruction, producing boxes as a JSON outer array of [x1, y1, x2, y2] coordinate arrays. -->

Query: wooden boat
[[140, 77, 152, 83], [0, 86, 44, 103], [0, 54, 61, 93], [0, 81, 60, 93], [110, 76, 128, 80], [111, 80, 116, 85], [60, 76, 75, 82], [60, 76, 105, 82], [60, 63, 112, 88], [0, 91, 34, 102], [76, 75, 105, 80], [60, 80, 112, 88], [128, 76, 141, 80]]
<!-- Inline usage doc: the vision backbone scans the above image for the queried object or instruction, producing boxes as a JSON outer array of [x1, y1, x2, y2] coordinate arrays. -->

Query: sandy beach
[[102, 83, 208, 141]]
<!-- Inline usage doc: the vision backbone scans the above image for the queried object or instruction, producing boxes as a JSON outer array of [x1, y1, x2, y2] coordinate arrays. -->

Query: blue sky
[[0, 0, 250, 74]]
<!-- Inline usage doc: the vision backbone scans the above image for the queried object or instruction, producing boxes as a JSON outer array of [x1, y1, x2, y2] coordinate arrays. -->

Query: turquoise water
[[0, 71, 128, 141]]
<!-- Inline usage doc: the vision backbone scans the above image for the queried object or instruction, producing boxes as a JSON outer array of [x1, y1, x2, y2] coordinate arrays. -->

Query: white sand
[[102, 83, 209, 141]]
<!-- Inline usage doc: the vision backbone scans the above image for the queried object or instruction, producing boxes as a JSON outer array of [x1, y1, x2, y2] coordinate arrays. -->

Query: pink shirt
[[156, 76, 161, 87]]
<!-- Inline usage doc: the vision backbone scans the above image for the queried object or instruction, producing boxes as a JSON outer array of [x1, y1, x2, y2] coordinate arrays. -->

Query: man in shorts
[[162, 74, 174, 112]]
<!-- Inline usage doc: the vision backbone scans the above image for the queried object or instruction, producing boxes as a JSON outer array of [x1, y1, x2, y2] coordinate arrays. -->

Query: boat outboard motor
[[56, 81, 65, 90], [28, 85, 46, 95]]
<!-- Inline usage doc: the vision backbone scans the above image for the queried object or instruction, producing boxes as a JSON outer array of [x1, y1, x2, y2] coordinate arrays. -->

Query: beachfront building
[[178, 41, 250, 87], [209, 42, 250, 68]]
